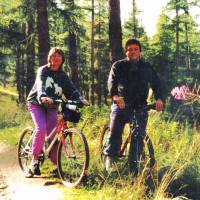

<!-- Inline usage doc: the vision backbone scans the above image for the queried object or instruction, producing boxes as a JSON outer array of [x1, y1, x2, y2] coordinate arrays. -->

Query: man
[[104, 38, 164, 171]]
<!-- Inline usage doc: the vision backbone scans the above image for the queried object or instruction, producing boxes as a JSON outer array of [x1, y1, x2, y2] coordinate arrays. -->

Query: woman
[[26, 47, 89, 177]]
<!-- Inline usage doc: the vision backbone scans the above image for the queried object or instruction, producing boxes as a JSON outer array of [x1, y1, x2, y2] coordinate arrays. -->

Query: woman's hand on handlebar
[[41, 97, 54, 105]]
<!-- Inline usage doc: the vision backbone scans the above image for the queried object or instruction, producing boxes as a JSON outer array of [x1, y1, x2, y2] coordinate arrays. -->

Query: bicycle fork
[[128, 128, 144, 175], [62, 131, 77, 159]]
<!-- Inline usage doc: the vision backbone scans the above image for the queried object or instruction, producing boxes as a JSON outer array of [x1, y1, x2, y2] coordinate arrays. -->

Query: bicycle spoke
[[57, 128, 89, 187], [18, 127, 34, 174], [99, 125, 110, 165]]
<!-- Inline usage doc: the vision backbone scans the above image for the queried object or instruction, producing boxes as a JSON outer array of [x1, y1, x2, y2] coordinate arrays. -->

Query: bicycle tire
[[57, 128, 89, 187], [18, 126, 34, 174], [99, 123, 110, 164], [128, 133, 155, 175]]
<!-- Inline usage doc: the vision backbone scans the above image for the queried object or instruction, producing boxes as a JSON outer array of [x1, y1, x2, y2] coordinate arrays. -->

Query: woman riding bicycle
[[26, 47, 89, 177], [104, 39, 164, 172]]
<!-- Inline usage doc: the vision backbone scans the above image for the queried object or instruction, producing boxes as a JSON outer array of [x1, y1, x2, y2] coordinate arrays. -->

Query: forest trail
[[0, 142, 63, 200]]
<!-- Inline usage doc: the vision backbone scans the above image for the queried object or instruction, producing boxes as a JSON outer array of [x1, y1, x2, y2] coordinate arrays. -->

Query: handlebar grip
[[54, 99, 63, 104], [146, 103, 156, 110], [140, 103, 156, 112]]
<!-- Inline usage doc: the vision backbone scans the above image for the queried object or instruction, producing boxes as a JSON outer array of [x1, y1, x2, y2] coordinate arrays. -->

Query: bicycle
[[99, 104, 156, 176], [17, 99, 89, 187]]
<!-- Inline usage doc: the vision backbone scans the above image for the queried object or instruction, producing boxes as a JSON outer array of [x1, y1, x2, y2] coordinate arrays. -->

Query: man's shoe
[[105, 156, 117, 172], [25, 160, 41, 177]]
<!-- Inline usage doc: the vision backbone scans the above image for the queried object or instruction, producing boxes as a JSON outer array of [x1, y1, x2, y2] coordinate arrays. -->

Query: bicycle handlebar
[[144, 103, 156, 111], [128, 103, 156, 113], [54, 99, 84, 111]]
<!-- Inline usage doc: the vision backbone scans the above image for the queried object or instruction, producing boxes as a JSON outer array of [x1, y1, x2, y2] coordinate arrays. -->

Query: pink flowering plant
[[171, 84, 200, 104], [171, 84, 199, 126], [171, 85, 189, 100]]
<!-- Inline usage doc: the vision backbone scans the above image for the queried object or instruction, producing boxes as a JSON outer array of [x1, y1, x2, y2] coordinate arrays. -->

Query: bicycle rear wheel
[[57, 128, 89, 187], [99, 123, 110, 163], [18, 127, 34, 174], [128, 133, 155, 175]]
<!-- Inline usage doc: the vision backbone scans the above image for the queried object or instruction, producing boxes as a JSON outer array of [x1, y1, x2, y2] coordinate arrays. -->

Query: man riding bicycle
[[104, 38, 164, 172]]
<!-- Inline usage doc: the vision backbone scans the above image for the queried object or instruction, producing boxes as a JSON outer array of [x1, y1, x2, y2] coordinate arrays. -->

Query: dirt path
[[0, 142, 63, 200]]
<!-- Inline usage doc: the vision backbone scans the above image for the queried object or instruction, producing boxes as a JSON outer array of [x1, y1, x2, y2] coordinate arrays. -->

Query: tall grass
[[70, 107, 200, 200], [0, 92, 200, 199], [0, 92, 32, 144]]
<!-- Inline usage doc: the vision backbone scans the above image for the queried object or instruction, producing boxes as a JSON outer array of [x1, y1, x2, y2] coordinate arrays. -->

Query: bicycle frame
[[117, 104, 156, 158], [119, 124, 132, 157], [43, 114, 71, 160], [35, 98, 83, 162]]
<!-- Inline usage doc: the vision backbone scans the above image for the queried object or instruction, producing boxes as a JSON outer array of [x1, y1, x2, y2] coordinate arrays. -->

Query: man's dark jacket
[[108, 58, 163, 108]]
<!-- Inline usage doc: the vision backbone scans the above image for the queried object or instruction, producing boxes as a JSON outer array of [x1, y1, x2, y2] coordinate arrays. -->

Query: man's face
[[125, 44, 140, 61]]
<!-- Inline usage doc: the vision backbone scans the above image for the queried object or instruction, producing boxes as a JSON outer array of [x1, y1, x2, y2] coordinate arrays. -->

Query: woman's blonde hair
[[47, 47, 65, 68]]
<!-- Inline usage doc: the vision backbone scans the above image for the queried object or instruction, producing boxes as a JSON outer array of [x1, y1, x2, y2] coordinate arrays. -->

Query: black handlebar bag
[[61, 105, 81, 123]]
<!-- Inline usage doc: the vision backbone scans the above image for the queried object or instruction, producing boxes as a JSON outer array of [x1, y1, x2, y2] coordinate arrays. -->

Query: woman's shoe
[[25, 160, 41, 177]]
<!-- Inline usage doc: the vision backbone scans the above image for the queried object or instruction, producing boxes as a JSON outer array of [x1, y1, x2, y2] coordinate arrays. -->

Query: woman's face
[[49, 52, 62, 71]]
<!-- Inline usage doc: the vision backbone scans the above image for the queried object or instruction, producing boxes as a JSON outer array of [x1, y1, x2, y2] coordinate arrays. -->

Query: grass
[[0, 90, 32, 145], [0, 85, 18, 97], [0, 89, 200, 200]]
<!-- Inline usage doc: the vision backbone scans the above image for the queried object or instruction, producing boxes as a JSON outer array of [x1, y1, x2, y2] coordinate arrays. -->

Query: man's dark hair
[[125, 38, 142, 52]]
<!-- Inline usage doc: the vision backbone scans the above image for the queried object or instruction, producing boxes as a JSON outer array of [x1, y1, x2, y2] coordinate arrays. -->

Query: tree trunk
[[36, 0, 50, 66], [185, 22, 191, 70], [97, 15, 102, 106], [108, 0, 124, 63], [183, 3, 191, 71], [68, 32, 80, 89], [16, 45, 25, 104], [26, 9, 35, 96], [103, 74, 108, 104], [67, 0, 80, 89], [132, 0, 137, 38], [90, 0, 95, 104], [175, 1, 180, 70]]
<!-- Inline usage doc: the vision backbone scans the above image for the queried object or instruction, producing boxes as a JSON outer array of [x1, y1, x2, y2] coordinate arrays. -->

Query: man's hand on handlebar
[[113, 95, 125, 109], [81, 99, 90, 106], [155, 99, 164, 112], [112, 95, 163, 111]]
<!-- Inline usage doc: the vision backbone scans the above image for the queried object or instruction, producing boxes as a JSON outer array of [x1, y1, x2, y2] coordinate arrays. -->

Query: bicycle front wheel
[[18, 127, 34, 174], [128, 133, 155, 175], [57, 128, 89, 187]]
